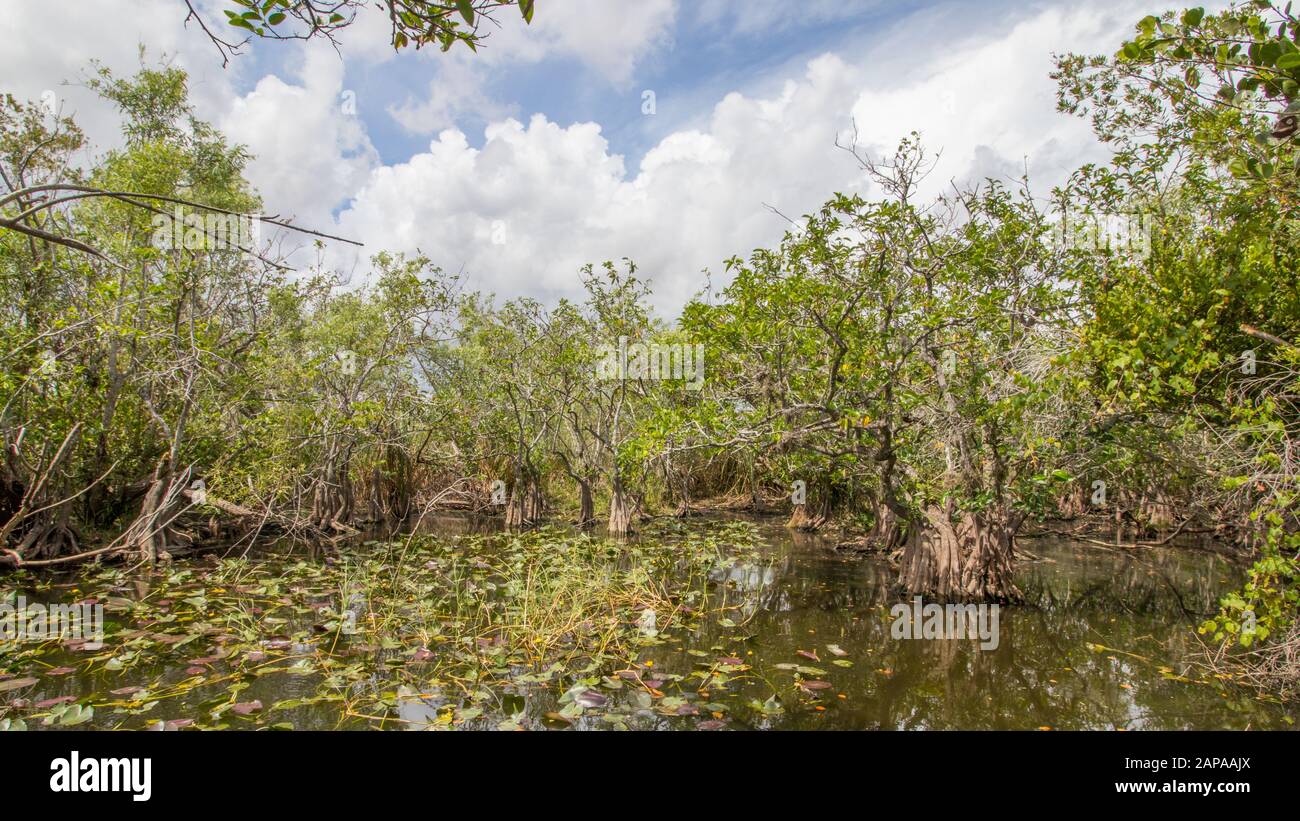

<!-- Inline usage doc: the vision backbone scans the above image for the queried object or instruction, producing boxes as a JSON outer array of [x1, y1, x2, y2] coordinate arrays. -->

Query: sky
[[0, 0, 1186, 318]]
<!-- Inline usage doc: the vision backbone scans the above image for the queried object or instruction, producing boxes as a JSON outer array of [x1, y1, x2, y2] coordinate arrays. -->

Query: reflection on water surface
[[1, 515, 1294, 730]]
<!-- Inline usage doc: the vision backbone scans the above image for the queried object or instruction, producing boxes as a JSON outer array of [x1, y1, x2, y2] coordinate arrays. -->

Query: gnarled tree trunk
[[866, 500, 908, 552], [309, 461, 355, 533], [523, 476, 544, 523], [505, 466, 544, 529], [1, 424, 85, 563], [1055, 483, 1086, 519], [382, 443, 413, 525], [124, 457, 196, 563], [898, 502, 1023, 602], [608, 477, 633, 536], [787, 485, 830, 531], [505, 483, 526, 529], [576, 478, 595, 526], [1137, 485, 1175, 532]]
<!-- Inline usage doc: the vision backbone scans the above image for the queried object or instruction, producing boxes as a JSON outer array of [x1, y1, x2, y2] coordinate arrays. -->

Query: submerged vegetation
[[2, 1, 1299, 718]]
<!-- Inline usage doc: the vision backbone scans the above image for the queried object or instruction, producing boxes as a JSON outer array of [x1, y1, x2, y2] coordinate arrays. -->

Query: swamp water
[[1, 515, 1295, 731]]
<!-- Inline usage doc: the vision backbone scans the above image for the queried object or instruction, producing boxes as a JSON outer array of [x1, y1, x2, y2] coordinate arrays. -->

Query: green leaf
[[456, 0, 475, 25], [0, 677, 38, 693], [59, 704, 94, 727]]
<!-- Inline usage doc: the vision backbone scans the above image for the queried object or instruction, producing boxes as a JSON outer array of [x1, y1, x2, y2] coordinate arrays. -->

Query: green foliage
[[671, 136, 1073, 528], [1058, 0, 1300, 653], [217, 0, 534, 53], [1201, 517, 1300, 645]]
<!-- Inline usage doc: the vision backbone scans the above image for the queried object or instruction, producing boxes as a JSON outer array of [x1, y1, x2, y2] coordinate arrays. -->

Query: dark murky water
[[2, 515, 1295, 730]]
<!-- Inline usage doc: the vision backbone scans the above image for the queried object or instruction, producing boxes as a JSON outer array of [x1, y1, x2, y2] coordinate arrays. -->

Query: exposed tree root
[[786, 502, 827, 531], [608, 485, 633, 536], [1055, 484, 1087, 519], [1199, 621, 1300, 702], [897, 502, 1024, 603]]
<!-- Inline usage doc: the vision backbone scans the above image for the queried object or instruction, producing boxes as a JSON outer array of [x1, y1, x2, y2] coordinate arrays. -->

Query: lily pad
[[0, 677, 38, 693]]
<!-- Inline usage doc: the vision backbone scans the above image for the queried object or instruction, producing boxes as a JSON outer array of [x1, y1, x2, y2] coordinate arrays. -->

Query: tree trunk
[[1138, 486, 1175, 532], [381, 443, 413, 525], [1, 424, 83, 562], [959, 506, 1023, 602], [524, 476, 544, 523], [786, 486, 830, 531], [505, 484, 525, 529], [898, 502, 1023, 602], [367, 466, 384, 523], [608, 480, 633, 536], [135, 475, 168, 563], [670, 474, 694, 517], [866, 500, 908, 552], [577, 479, 594, 526], [126, 456, 191, 563], [505, 468, 543, 529], [1056, 484, 1086, 519]]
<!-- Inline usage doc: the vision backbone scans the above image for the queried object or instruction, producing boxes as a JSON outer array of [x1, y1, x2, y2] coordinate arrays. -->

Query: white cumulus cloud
[[328, 0, 1163, 316], [220, 46, 380, 248]]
